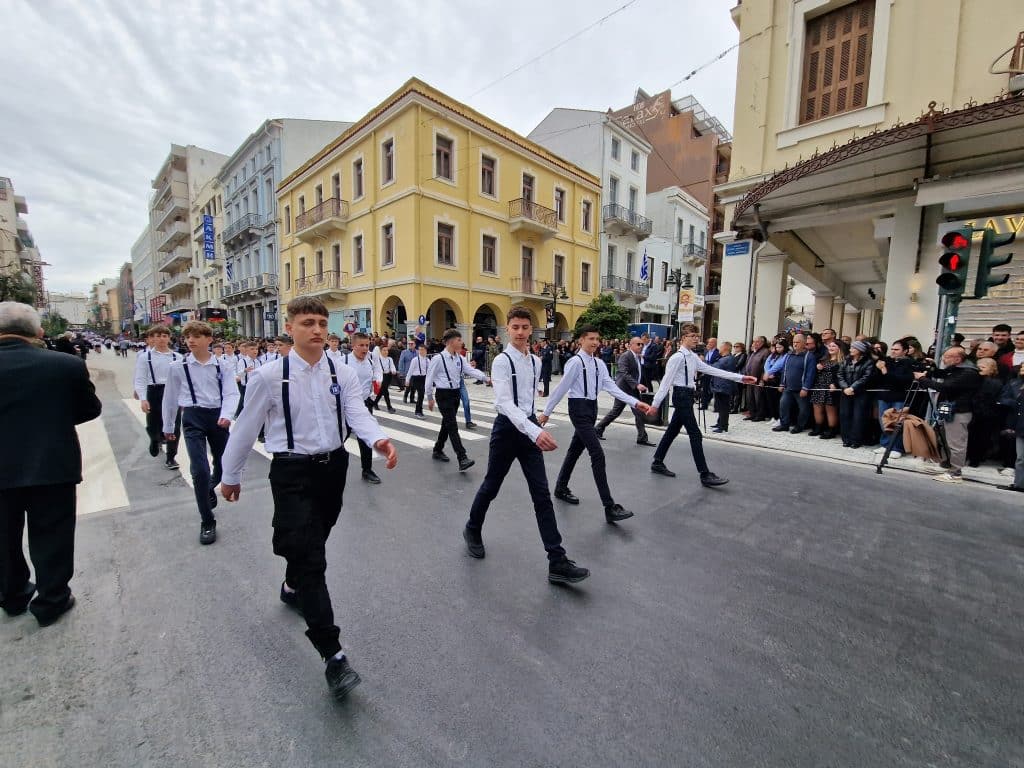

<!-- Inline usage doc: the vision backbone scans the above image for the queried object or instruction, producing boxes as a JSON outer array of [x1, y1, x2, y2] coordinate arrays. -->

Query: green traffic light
[[974, 229, 1016, 298]]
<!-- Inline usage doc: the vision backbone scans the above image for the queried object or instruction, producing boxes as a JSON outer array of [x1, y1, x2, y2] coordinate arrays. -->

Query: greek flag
[[639, 248, 649, 282], [225, 260, 233, 280]]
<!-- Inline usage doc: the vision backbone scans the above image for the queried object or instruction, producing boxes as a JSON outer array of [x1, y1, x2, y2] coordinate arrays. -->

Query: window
[[482, 235, 497, 274], [626, 251, 635, 281], [661, 262, 668, 292], [353, 159, 364, 198], [554, 254, 565, 288], [353, 234, 364, 274], [522, 173, 534, 202], [435, 135, 453, 181], [382, 223, 394, 266], [315, 184, 323, 206], [689, 224, 695, 246], [610, 137, 620, 161], [481, 155, 496, 196], [298, 257, 306, 280], [298, 195, 305, 215], [554, 188, 566, 223], [800, 0, 874, 124], [284, 262, 291, 290], [697, 275, 704, 295], [700, 230, 706, 250], [332, 244, 341, 273], [266, 244, 274, 272], [676, 218, 683, 244], [315, 250, 324, 277], [607, 244, 617, 275], [628, 186, 638, 212], [608, 176, 619, 205], [521, 246, 534, 281], [284, 205, 291, 234], [630, 150, 639, 172], [265, 179, 273, 217], [581, 262, 591, 293], [332, 173, 341, 200], [382, 139, 394, 184], [437, 223, 454, 266], [582, 200, 592, 232]]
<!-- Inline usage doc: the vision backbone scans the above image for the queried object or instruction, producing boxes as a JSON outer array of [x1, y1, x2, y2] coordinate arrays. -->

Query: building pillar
[[842, 307, 860, 339], [830, 298, 847, 331], [714, 233, 755, 345], [813, 292, 835, 333], [456, 323, 474, 346], [860, 308, 878, 338], [879, 199, 942, 345], [752, 253, 789, 342]]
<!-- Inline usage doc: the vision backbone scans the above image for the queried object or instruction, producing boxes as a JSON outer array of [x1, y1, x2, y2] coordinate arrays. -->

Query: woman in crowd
[[762, 338, 789, 426], [837, 340, 875, 448], [966, 357, 1005, 467], [811, 340, 843, 439], [872, 338, 915, 458]]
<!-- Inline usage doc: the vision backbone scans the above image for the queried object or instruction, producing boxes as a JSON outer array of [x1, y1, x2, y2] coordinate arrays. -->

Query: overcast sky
[[1, 0, 739, 294]]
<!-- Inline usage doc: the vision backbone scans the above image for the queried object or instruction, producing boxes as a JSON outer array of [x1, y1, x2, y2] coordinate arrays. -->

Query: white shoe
[[934, 472, 963, 483], [999, 467, 1015, 477], [888, 451, 902, 459], [873, 447, 886, 454]]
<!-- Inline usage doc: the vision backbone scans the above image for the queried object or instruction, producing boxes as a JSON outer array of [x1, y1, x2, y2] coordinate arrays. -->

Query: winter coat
[[919, 364, 982, 414], [837, 356, 874, 395], [744, 347, 770, 379], [710, 354, 740, 395], [874, 356, 915, 399], [997, 376, 1024, 434]]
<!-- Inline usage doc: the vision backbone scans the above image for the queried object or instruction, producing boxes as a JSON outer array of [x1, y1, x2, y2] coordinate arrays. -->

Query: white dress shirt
[[490, 345, 543, 442], [425, 350, 487, 397], [542, 350, 639, 416], [261, 351, 282, 365], [652, 346, 746, 410], [406, 353, 429, 378], [339, 351, 383, 399], [239, 355, 261, 385], [221, 351, 389, 485], [133, 349, 180, 401], [379, 354, 396, 375], [326, 348, 345, 363], [161, 354, 240, 432]]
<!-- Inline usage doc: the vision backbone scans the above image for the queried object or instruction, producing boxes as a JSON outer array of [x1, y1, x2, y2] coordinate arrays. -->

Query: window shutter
[[800, 0, 874, 124]]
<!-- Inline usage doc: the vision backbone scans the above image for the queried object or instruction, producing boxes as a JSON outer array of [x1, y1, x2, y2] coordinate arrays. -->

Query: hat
[[852, 340, 871, 355]]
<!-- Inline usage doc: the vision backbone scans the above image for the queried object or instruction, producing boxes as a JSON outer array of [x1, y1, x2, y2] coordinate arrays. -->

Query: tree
[[574, 292, 631, 340], [41, 311, 68, 337], [0, 273, 36, 304]]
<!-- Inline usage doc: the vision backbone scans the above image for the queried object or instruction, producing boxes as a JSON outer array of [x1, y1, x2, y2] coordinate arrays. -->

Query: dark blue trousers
[[556, 399, 614, 507], [467, 415, 566, 562], [652, 387, 710, 475], [181, 407, 229, 524]]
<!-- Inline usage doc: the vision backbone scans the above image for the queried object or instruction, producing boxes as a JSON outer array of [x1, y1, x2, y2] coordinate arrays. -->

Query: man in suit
[[539, 339, 554, 397], [698, 336, 720, 410], [0, 302, 102, 626], [596, 336, 654, 445]]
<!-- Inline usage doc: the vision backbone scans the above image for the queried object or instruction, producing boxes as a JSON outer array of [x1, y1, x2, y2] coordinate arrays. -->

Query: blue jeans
[[460, 380, 472, 423], [779, 389, 810, 430], [877, 399, 905, 452]]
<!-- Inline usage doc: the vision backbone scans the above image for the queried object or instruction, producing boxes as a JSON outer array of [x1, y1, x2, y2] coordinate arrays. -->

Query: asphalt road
[[2, 357, 1023, 767]]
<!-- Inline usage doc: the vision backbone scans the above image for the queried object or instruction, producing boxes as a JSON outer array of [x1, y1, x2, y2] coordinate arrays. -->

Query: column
[[715, 233, 755, 344], [813, 292, 835, 332], [752, 253, 789, 342], [456, 323, 474, 345], [860, 308, 878, 338], [879, 199, 941, 344], [830, 298, 847, 332], [842, 306, 860, 338]]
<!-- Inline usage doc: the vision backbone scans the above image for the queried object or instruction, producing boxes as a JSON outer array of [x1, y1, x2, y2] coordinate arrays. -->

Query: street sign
[[343, 321, 357, 333], [725, 240, 752, 257], [418, 314, 427, 325], [264, 311, 276, 321]]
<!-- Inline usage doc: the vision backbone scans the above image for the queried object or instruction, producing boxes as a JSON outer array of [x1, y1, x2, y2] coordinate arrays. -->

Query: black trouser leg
[[556, 399, 613, 506], [435, 389, 465, 458], [181, 408, 226, 524], [270, 451, 348, 660], [236, 383, 247, 418], [146, 385, 179, 458], [374, 373, 393, 409], [653, 388, 709, 474], [596, 398, 625, 433], [411, 376, 426, 414], [713, 393, 731, 429], [0, 488, 31, 606]]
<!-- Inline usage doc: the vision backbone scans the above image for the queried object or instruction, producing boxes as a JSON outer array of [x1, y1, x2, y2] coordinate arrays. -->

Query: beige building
[[191, 177, 226, 321], [717, 0, 1024, 345], [0, 176, 43, 305]]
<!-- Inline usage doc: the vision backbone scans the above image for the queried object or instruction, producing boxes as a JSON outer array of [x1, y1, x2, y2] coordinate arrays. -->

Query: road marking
[[77, 417, 130, 516]]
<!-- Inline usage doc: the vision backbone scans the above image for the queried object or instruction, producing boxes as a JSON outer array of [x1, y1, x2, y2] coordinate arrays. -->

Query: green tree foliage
[[0, 273, 36, 304], [41, 311, 68, 337], [575, 292, 630, 340]]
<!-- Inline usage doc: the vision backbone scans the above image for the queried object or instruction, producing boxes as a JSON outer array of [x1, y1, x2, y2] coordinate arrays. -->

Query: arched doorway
[[379, 295, 407, 338], [426, 299, 460, 343], [554, 311, 569, 341], [472, 303, 500, 341]]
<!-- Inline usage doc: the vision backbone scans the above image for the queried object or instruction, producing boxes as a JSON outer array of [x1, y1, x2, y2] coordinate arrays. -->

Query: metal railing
[[223, 212, 262, 242], [682, 242, 709, 259], [295, 198, 348, 232], [222, 272, 279, 298], [508, 198, 557, 229], [601, 203, 653, 236], [510, 277, 545, 295], [601, 274, 650, 298], [294, 270, 344, 295]]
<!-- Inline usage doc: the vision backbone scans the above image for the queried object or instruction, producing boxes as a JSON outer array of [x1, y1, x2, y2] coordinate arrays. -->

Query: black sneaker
[[458, 457, 475, 472], [148, 438, 160, 457], [199, 521, 217, 545], [387, 407, 397, 414], [553, 487, 580, 504], [700, 472, 729, 487], [165, 457, 180, 470], [432, 451, 450, 462], [362, 470, 381, 485], [36, 595, 76, 627], [548, 558, 590, 584], [604, 503, 634, 523], [279, 582, 302, 614], [465, 422, 477, 430], [651, 462, 676, 477], [463, 526, 485, 558], [771, 425, 788, 432], [325, 656, 362, 701]]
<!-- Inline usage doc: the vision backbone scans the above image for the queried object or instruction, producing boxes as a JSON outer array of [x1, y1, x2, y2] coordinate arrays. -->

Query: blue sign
[[418, 314, 427, 325], [264, 311, 276, 321], [203, 215, 216, 261], [725, 240, 752, 257]]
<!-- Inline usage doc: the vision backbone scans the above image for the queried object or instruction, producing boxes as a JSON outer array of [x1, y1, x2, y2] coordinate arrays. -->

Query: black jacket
[[540, 347, 553, 379], [998, 377, 1024, 433], [0, 337, 102, 489], [874, 356, 915, 398], [919, 364, 982, 414], [837, 357, 874, 394]]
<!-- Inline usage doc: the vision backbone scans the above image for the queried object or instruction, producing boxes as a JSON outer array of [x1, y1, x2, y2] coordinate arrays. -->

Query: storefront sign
[[640, 300, 668, 313], [203, 215, 216, 261]]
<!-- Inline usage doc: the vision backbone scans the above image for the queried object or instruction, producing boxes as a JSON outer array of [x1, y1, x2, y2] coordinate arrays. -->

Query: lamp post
[[665, 268, 693, 338], [540, 281, 569, 341]]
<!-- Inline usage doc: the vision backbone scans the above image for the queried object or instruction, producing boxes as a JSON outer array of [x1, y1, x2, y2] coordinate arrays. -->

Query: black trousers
[[0, 483, 76, 621], [653, 387, 710, 475], [347, 399, 374, 473], [408, 375, 426, 414], [145, 385, 180, 458], [596, 392, 648, 441], [556, 399, 614, 507], [269, 449, 348, 660], [434, 388, 466, 459], [236, 383, 247, 417], [467, 415, 565, 562], [713, 392, 732, 430], [181, 407, 230, 524], [698, 375, 713, 409], [373, 373, 394, 410]]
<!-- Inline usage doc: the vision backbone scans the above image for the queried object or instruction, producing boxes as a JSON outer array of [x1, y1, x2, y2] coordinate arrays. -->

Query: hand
[[217, 418, 231, 428], [637, 383, 648, 393], [843, 387, 855, 396], [638, 402, 655, 416], [163, 432, 176, 442], [140, 401, 151, 414], [777, 386, 783, 392], [799, 389, 808, 398], [373, 439, 398, 469], [741, 375, 758, 385], [829, 384, 837, 391], [535, 431, 557, 451], [816, 363, 824, 370], [537, 414, 549, 426], [913, 371, 926, 380], [428, 398, 435, 412], [876, 360, 886, 371], [221, 483, 241, 502]]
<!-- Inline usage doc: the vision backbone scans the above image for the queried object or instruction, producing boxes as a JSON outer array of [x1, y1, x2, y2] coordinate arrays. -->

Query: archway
[[426, 299, 460, 343], [472, 303, 501, 342], [554, 311, 570, 341], [379, 294, 407, 338]]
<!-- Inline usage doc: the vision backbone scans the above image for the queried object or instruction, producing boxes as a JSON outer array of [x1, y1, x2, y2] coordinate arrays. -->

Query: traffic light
[[974, 228, 1015, 298], [937, 228, 972, 298]]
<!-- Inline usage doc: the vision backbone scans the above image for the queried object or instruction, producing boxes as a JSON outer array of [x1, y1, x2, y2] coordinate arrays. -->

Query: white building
[[46, 291, 90, 326], [130, 224, 157, 322], [528, 110, 654, 317]]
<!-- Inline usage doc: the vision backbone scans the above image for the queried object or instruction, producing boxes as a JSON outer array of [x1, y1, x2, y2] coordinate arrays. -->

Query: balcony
[[295, 198, 349, 242], [153, 168, 187, 204], [601, 274, 650, 300], [223, 213, 264, 248], [508, 198, 558, 239], [154, 197, 188, 232], [510, 277, 562, 300], [294, 270, 346, 300], [157, 220, 190, 252], [157, 246, 192, 273], [681, 242, 709, 267], [602, 203, 652, 240], [221, 272, 279, 302], [159, 269, 197, 295]]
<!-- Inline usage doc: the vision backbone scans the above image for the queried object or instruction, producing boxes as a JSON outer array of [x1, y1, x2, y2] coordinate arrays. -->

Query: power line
[[667, 26, 772, 89]]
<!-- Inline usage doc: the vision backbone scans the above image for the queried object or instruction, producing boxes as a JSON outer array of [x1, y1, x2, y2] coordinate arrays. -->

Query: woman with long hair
[[762, 338, 790, 426], [837, 340, 875, 448], [812, 340, 843, 439]]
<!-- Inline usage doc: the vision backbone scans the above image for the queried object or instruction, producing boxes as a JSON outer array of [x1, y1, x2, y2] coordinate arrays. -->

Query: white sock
[[282, 582, 296, 594], [329, 651, 346, 663]]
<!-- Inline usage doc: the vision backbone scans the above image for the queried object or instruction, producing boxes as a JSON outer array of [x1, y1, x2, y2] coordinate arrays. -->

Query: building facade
[[130, 224, 158, 323], [45, 291, 90, 326], [277, 79, 602, 341], [717, 0, 1024, 346], [218, 119, 352, 338], [528, 110, 654, 320], [89, 278, 119, 330], [0, 176, 44, 305], [190, 176, 225, 322]]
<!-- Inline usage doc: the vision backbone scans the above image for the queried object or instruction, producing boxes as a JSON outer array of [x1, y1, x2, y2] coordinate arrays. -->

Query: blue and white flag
[[639, 248, 649, 282], [225, 260, 233, 280]]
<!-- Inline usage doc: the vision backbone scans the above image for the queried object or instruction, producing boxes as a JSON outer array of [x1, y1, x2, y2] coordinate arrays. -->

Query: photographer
[[873, 339, 915, 458], [914, 346, 982, 483]]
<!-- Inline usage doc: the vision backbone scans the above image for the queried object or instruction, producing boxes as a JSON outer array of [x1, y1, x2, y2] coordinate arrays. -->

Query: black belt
[[272, 448, 343, 464], [673, 386, 696, 393]]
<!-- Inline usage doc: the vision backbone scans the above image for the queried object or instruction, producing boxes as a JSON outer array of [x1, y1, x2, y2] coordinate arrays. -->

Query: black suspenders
[[502, 351, 536, 408], [576, 354, 597, 398], [282, 355, 345, 451], [148, 351, 176, 385], [182, 358, 222, 406], [440, 354, 454, 387]]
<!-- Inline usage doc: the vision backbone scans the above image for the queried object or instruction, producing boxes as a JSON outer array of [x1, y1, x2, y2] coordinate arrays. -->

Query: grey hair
[[0, 301, 42, 337]]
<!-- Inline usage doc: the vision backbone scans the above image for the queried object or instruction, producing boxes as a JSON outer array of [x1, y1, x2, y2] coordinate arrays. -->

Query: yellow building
[[716, 0, 1024, 346], [277, 78, 601, 340], [190, 177, 226, 320]]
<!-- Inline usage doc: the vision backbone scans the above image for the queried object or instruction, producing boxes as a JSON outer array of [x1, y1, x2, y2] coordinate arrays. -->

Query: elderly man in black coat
[[0, 302, 102, 626]]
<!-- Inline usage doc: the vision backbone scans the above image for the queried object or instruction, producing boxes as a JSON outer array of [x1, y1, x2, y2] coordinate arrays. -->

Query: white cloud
[[0, 0, 738, 292]]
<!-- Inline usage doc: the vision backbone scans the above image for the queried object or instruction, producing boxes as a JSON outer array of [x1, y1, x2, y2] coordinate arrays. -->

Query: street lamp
[[665, 268, 693, 338], [540, 281, 569, 340]]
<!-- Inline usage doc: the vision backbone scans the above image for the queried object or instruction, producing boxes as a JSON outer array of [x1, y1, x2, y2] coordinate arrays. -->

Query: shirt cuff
[[524, 420, 543, 442]]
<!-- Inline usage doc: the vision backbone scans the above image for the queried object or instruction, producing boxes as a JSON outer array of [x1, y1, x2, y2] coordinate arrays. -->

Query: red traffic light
[[941, 231, 970, 250], [939, 252, 960, 271]]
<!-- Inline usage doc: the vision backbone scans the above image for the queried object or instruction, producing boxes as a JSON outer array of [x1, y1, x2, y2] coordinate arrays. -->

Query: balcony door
[[521, 246, 534, 292], [522, 174, 534, 203]]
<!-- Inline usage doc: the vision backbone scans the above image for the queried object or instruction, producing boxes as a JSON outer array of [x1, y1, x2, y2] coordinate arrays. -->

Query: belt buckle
[[313, 452, 330, 464]]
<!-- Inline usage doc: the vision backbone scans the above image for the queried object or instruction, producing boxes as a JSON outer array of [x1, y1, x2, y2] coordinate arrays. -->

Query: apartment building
[[190, 176, 226, 321], [0, 176, 44, 305]]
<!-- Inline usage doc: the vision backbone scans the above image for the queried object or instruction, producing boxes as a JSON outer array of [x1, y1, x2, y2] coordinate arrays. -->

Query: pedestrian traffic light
[[974, 228, 1015, 298], [937, 228, 972, 298]]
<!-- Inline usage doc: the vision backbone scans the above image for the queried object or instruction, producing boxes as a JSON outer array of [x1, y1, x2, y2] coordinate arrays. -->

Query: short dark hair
[[277, 335, 293, 345], [286, 296, 329, 319], [146, 324, 170, 337], [993, 323, 1012, 333], [351, 332, 370, 342], [506, 305, 532, 323], [679, 323, 699, 335], [575, 323, 599, 339], [442, 328, 462, 343], [182, 320, 213, 338]]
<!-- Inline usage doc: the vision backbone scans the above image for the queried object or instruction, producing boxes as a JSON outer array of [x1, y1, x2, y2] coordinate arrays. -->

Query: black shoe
[[604, 503, 634, 523], [999, 484, 1024, 492], [819, 430, 835, 440], [463, 526, 485, 558], [750, 417, 764, 422], [148, 438, 160, 457], [700, 472, 729, 487], [636, 438, 656, 446], [465, 422, 477, 430], [554, 487, 580, 504], [548, 558, 590, 584], [325, 656, 362, 701], [279, 582, 302, 615], [771, 425, 788, 432], [165, 457, 180, 470], [415, 412, 425, 419], [458, 457, 475, 472], [432, 451, 450, 462], [209, 488, 218, 510], [0, 580, 35, 616], [362, 470, 381, 484], [387, 408, 397, 414], [808, 428, 822, 437], [789, 428, 803, 434], [35, 595, 75, 627], [651, 462, 676, 478], [200, 521, 217, 545], [596, 432, 606, 441], [711, 426, 725, 433]]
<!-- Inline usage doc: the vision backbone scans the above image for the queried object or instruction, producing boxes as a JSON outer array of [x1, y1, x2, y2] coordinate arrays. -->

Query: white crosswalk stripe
[[76, 417, 130, 516]]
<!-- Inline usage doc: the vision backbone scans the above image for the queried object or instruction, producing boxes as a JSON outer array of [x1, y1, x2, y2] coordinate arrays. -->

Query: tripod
[[876, 379, 949, 474]]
